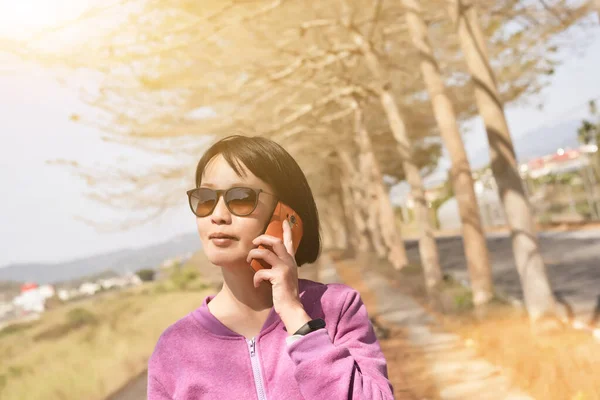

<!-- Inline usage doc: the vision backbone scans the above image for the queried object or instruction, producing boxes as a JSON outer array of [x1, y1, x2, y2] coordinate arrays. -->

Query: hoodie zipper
[[247, 337, 267, 400]]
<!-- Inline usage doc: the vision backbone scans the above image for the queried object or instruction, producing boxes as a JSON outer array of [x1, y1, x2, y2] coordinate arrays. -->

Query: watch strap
[[292, 318, 326, 336]]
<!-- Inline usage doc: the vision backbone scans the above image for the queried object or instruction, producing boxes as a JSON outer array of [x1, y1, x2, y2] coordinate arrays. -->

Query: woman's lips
[[211, 238, 234, 246], [209, 233, 237, 239], [209, 233, 238, 247]]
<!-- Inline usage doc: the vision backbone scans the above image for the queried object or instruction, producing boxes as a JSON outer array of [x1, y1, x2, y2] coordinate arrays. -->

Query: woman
[[148, 135, 394, 399]]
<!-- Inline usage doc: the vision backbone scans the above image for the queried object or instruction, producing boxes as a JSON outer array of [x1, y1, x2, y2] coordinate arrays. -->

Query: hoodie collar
[[192, 279, 310, 338]]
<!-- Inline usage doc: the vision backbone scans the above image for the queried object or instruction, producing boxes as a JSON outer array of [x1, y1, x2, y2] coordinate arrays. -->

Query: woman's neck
[[216, 264, 274, 314]]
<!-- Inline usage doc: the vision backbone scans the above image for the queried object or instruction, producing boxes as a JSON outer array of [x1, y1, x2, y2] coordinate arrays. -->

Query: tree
[[346, 25, 443, 302], [402, 0, 494, 306], [577, 100, 600, 148], [447, 0, 557, 324], [3, 0, 592, 308], [38, 1, 446, 271], [576, 99, 600, 217], [351, 99, 408, 268], [136, 268, 156, 282]]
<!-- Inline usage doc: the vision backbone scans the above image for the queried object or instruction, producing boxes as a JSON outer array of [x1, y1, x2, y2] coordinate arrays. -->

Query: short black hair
[[194, 135, 321, 266]]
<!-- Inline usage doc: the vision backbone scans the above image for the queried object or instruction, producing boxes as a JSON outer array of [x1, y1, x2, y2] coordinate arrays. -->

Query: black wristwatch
[[293, 318, 326, 336]]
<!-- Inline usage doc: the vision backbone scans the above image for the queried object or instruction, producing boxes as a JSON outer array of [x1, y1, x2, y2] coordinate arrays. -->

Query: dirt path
[[332, 255, 534, 400]]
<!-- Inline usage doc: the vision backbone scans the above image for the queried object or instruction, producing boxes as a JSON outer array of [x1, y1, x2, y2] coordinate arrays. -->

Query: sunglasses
[[186, 187, 277, 217]]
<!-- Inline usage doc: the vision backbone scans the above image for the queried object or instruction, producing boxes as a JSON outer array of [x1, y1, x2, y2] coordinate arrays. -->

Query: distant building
[[79, 282, 101, 296], [129, 274, 142, 286], [12, 283, 55, 314], [57, 289, 71, 301], [437, 146, 600, 230], [20, 282, 38, 293], [38, 284, 55, 298], [520, 146, 592, 179]]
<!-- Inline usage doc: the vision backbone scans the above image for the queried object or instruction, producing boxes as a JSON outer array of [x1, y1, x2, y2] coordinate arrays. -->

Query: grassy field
[[0, 265, 212, 400]]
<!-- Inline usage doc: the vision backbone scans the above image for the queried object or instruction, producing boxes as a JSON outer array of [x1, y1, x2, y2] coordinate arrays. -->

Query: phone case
[[250, 202, 304, 272]]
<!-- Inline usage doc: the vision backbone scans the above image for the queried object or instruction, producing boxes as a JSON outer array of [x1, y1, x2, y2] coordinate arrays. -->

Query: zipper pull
[[249, 338, 256, 356]]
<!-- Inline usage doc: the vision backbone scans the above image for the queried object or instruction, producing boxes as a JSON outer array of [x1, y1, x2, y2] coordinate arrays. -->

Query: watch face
[[309, 318, 326, 329]]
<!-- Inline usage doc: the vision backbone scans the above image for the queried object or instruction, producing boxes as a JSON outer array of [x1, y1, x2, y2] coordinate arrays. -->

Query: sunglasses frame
[[186, 186, 277, 217]]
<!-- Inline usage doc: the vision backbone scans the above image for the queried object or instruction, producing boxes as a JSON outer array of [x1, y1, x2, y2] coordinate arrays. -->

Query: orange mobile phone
[[250, 202, 303, 272]]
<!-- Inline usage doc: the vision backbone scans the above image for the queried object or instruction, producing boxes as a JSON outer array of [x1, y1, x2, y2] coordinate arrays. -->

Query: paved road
[[405, 230, 600, 327], [105, 371, 147, 400]]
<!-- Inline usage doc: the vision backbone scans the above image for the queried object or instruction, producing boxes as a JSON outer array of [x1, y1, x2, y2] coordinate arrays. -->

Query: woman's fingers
[[252, 222, 296, 261], [246, 247, 280, 267], [282, 220, 294, 256], [252, 267, 279, 288]]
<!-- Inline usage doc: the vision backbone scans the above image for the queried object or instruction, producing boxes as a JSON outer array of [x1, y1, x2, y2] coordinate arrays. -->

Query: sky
[[0, 4, 599, 267]]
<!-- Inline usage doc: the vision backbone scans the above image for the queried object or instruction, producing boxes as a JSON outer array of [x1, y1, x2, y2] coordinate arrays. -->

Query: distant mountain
[[55, 269, 124, 290], [470, 119, 581, 168], [0, 233, 201, 285], [514, 120, 581, 162]]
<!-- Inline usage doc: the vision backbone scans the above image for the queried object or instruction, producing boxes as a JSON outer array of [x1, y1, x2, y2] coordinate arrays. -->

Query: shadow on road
[[405, 233, 600, 328]]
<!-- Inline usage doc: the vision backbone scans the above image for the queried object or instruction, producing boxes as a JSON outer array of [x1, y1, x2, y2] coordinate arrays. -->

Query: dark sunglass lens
[[225, 188, 257, 216], [190, 189, 217, 216]]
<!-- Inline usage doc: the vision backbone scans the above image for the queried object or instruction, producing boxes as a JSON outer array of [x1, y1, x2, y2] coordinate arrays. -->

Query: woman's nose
[[210, 196, 232, 224]]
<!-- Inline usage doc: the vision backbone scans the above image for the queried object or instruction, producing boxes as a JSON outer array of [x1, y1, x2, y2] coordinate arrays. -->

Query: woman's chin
[[206, 249, 249, 269]]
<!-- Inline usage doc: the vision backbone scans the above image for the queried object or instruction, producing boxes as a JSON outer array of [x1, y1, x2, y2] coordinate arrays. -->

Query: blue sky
[[0, 8, 599, 267]]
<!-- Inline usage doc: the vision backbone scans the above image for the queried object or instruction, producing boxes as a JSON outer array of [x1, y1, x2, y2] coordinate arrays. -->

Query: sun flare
[[0, 0, 97, 41]]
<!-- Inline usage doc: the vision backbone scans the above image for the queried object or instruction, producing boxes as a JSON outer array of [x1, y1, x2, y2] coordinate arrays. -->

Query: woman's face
[[196, 154, 277, 268]]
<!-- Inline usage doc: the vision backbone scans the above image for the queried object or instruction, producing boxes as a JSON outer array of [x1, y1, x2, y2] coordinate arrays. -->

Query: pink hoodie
[[147, 279, 394, 399]]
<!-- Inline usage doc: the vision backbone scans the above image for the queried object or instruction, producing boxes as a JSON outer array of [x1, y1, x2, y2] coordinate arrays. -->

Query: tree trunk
[[403, 0, 494, 306], [448, 0, 557, 322], [339, 182, 368, 253], [351, 29, 443, 302], [317, 194, 349, 252], [332, 161, 361, 256], [353, 102, 409, 269], [364, 197, 389, 259], [338, 149, 377, 253], [319, 209, 335, 253]]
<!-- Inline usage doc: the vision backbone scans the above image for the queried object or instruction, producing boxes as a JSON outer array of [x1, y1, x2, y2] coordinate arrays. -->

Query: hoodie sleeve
[[147, 374, 173, 400], [147, 331, 175, 400], [285, 289, 394, 400]]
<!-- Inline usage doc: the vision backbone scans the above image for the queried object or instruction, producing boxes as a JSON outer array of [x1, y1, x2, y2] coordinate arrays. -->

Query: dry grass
[[379, 328, 440, 400], [391, 260, 600, 400], [441, 306, 600, 400], [0, 284, 210, 400]]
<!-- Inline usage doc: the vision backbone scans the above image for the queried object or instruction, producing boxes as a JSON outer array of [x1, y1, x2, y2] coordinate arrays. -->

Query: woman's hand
[[247, 220, 311, 334]]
